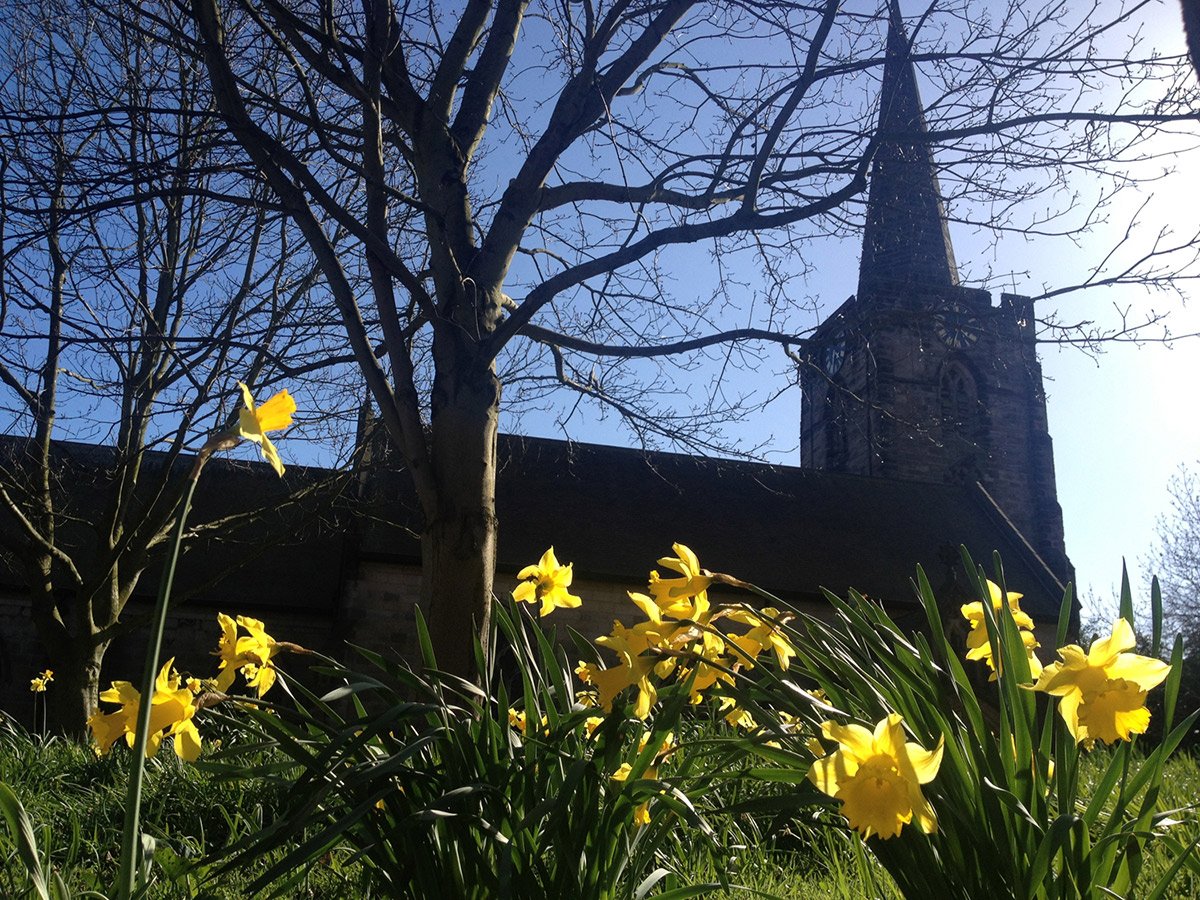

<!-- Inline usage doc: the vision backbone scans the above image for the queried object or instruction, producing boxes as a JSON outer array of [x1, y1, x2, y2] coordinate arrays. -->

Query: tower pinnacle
[[858, 5, 959, 291]]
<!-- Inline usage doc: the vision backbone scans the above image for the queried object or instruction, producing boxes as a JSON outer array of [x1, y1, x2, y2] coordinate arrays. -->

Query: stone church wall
[[0, 552, 846, 728]]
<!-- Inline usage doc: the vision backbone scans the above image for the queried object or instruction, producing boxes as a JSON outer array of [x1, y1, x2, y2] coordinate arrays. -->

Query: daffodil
[[576, 632, 658, 720], [213, 612, 281, 697], [637, 729, 675, 757], [677, 629, 734, 701], [214, 612, 241, 691], [808, 713, 943, 840], [29, 669, 53, 692], [608, 763, 652, 827], [718, 696, 758, 730], [610, 730, 674, 827], [87, 659, 201, 762], [1033, 618, 1170, 745], [512, 547, 583, 616], [647, 543, 712, 616], [961, 580, 1041, 679], [237, 382, 295, 477], [725, 606, 796, 670]]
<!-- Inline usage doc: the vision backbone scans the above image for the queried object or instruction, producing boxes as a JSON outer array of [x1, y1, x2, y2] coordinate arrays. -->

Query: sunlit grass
[[4, 707, 1197, 898], [0, 715, 357, 897]]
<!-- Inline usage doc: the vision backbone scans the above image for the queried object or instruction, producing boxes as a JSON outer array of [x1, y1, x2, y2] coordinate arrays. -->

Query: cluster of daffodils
[[513, 543, 796, 722], [806, 580, 1175, 843], [29, 669, 53, 692], [510, 544, 802, 829], [87, 614, 285, 761], [961, 580, 1043, 679], [88, 659, 203, 761], [958, 579, 1171, 747], [84, 381, 296, 760]]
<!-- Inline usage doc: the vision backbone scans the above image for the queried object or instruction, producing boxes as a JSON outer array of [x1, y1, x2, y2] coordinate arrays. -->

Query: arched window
[[940, 362, 978, 432]]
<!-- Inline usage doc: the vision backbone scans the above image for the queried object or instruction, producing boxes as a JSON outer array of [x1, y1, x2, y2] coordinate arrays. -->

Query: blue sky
[[497, 2, 1200, 617]]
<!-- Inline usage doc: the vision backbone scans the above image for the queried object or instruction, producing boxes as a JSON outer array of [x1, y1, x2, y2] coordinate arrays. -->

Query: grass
[[677, 746, 1200, 900], [0, 714, 358, 898], [3, 707, 1197, 898]]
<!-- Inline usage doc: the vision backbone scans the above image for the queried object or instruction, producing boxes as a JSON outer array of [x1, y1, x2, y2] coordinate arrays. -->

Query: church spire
[[858, 4, 959, 291]]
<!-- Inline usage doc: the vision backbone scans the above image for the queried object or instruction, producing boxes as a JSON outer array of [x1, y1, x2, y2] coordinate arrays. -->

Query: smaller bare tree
[[1148, 462, 1200, 644], [0, 0, 355, 734]]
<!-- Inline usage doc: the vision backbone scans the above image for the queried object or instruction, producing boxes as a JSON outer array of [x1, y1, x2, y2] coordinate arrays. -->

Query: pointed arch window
[[940, 362, 979, 432]]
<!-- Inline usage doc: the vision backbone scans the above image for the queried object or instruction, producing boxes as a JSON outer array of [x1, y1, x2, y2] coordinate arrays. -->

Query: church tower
[[799, 7, 1071, 584]]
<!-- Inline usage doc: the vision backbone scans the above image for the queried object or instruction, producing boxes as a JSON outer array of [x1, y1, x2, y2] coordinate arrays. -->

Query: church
[[0, 13, 1074, 714]]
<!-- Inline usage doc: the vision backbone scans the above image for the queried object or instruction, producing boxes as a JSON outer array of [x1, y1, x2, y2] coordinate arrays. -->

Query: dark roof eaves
[[967, 481, 1068, 620]]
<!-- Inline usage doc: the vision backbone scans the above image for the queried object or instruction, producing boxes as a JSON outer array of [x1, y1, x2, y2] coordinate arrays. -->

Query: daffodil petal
[[1105, 653, 1171, 691], [1088, 618, 1137, 665], [820, 720, 875, 761], [254, 389, 296, 431], [906, 737, 944, 784], [259, 433, 285, 476]]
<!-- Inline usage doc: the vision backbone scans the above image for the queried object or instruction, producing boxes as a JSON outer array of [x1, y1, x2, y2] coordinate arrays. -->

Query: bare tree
[[1147, 463, 1200, 643], [89, 0, 1200, 676], [0, 1, 354, 733]]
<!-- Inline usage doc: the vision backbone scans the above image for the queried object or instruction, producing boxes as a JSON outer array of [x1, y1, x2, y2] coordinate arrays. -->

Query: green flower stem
[[114, 461, 205, 900]]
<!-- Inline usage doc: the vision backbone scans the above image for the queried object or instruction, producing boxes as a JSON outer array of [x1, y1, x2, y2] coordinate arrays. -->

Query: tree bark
[[421, 340, 501, 679], [41, 635, 106, 739]]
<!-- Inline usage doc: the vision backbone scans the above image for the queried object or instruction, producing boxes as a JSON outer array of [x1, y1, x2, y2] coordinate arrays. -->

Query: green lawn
[[2, 712, 1197, 899]]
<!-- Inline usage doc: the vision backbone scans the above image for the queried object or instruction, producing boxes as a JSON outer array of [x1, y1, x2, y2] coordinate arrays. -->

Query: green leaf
[[1119, 560, 1134, 624], [0, 782, 50, 900], [1144, 832, 1200, 900], [1150, 577, 1164, 659]]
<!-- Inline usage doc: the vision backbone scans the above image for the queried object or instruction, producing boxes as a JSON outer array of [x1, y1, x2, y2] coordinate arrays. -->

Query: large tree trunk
[[43, 643, 105, 744], [41, 636, 106, 739], [421, 347, 501, 679], [26, 558, 116, 737]]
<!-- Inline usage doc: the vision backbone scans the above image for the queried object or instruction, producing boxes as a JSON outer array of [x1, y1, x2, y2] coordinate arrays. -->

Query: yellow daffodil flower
[[512, 547, 583, 616], [29, 669, 53, 692], [506, 708, 548, 736], [237, 382, 295, 477], [1032, 618, 1170, 745], [637, 729, 675, 757], [87, 659, 201, 762], [718, 696, 758, 730], [678, 629, 734, 702], [576, 637, 658, 720], [610, 731, 674, 827], [647, 543, 712, 614], [608, 762, 653, 825], [961, 580, 1041, 679], [213, 613, 281, 697], [214, 612, 241, 691], [725, 606, 796, 671], [808, 713, 943, 840]]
